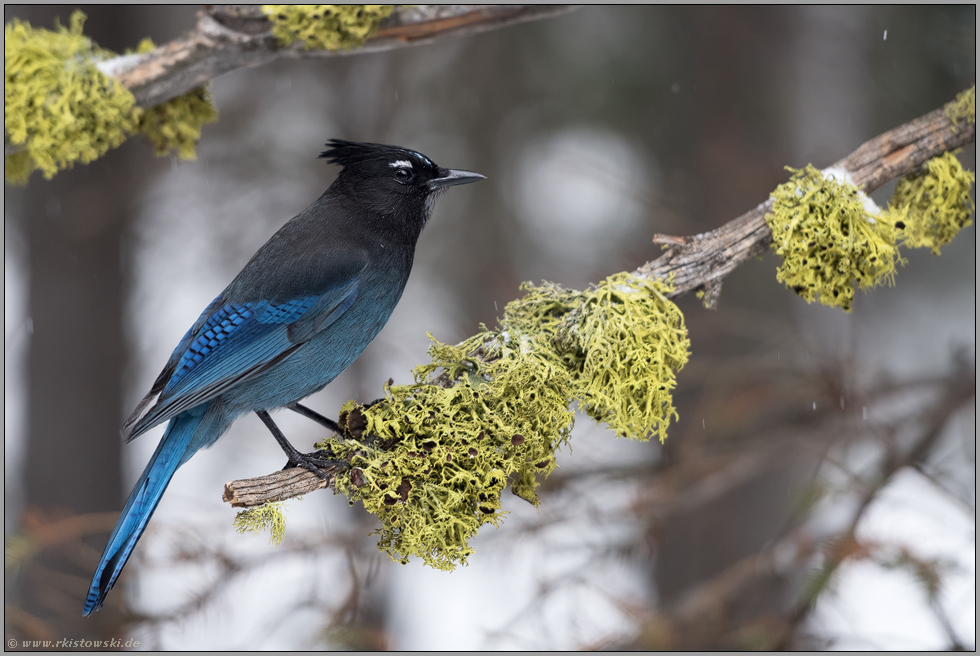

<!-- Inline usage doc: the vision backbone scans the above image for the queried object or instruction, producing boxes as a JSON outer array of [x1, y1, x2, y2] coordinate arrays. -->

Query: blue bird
[[83, 140, 484, 615]]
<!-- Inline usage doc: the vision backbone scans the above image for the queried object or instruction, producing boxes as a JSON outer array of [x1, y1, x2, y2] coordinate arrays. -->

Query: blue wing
[[123, 261, 364, 441]]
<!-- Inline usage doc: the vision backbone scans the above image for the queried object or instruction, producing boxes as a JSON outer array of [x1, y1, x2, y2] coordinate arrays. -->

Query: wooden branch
[[222, 463, 344, 508], [221, 93, 975, 508], [635, 102, 976, 302], [111, 5, 574, 108]]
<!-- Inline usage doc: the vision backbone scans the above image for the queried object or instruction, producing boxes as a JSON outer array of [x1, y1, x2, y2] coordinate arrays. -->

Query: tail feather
[[83, 408, 207, 616]]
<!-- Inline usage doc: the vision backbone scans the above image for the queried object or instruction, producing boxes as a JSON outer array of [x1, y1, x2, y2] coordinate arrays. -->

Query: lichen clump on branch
[[944, 85, 976, 129], [767, 149, 975, 311], [766, 165, 904, 312], [317, 273, 690, 570], [889, 151, 975, 255], [4, 11, 218, 185], [139, 85, 220, 159], [4, 11, 140, 184], [262, 5, 394, 50], [234, 501, 288, 546]]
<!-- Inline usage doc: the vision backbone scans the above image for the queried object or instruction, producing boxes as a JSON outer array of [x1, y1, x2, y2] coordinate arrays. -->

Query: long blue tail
[[83, 408, 207, 615]]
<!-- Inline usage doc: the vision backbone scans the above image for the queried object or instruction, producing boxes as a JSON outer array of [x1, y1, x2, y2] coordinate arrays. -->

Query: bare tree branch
[[222, 463, 344, 508], [112, 5, 576, 108], [620, 358, 974, 650], [222, 94, 976, 508]]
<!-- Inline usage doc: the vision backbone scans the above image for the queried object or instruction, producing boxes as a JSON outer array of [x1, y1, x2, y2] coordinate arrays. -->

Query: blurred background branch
[[113, 5, 575, 109], [617, 353, 975, 650]]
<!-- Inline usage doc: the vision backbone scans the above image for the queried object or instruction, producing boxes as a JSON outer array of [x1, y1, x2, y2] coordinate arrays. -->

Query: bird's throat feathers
[[328, 173, 432, 244]]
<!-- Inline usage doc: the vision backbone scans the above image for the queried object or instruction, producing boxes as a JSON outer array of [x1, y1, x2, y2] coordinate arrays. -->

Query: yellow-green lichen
[[318, 273, 689, 570], [133, 37, 156, 55], [504, 273, 690, 443], [138, 85, 219, 160], [888, 150, 975, 255], [766, 165, 904, 312], [234, 501, 289, 546], [4, 11, 140, 183], [4, 150, 34, 186], [127, 35, 219, 160], [262, 5, 394, 50], [323, 334, 574, 570], [4, 13, 219, 184], [945, 85, 976, 129]]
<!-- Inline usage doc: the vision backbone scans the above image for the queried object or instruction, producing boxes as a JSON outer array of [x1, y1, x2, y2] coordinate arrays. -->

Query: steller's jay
[[83, 140, 484, 615]]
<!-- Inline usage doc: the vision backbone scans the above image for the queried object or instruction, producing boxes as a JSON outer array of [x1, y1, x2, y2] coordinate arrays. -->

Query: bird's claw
[[282, 449, 348, 480]]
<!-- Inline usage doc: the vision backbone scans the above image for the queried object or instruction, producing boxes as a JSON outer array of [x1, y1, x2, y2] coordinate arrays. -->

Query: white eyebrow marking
[[390, 160, 413, 168]]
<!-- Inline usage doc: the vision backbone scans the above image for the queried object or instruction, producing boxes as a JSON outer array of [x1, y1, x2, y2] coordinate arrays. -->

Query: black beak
[[428, 168, 486, 191]]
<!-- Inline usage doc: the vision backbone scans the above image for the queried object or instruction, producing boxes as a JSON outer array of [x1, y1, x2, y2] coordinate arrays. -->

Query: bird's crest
[[318, 139, 435, 169]]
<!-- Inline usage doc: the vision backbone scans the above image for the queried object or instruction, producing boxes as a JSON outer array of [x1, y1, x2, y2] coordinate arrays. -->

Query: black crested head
[[319, 139, 436, 170], [318, 140, 484, 228]]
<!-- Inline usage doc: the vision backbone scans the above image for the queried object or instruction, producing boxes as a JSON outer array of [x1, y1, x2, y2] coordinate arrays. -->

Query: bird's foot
[[283, 450, 348, 480], [257, 409, 345, 480]]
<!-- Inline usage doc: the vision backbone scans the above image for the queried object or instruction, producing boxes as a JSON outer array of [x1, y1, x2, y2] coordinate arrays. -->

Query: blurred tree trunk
[[651, 6, 815, 633], [24, 147, 126, 515], [6, 3, 187, 641], [16, 151, 126, 638]]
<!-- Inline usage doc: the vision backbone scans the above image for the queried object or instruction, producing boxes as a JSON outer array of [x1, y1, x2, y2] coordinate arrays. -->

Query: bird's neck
[[322, 185, 429, 248]]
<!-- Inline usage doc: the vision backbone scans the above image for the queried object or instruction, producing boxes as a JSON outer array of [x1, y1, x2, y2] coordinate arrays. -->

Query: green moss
[[262, 5, 394, 50], [138, 85, 219, 160], [234, 501, 289, 546], [945, 85, 976, 129], [318, 273, 689, 570], [4, 11, 140, 184], [766, 165, 903, 312], [889, 151, 975, 255]]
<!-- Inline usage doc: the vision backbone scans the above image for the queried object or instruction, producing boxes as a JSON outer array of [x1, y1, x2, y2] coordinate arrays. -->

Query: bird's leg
[[290, 400, 384, 438], [255, 410, 346, 480], [288, 402, 342, 434]]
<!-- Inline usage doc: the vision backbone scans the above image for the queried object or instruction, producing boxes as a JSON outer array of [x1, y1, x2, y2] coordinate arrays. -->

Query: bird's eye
[[393, 168, 413, 184]]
